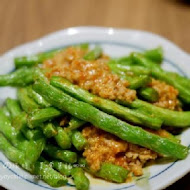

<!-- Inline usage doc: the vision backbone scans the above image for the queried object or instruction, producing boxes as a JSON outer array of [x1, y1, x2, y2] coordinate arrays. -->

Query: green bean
[[0, 134, 66, 186], [83, 46, 102, 60], [33, 79, 188, 159], [121, 99, 190, 128], [15, 44, 88, 68], [108, 63, 151, 76], [67, 117, 86, 131], [96, 163, 129, 183], [33, 68, 49, 82], [0, 67, 35, 87], [0, 133, 31, 171], [5, 98, 24, 131], [71, 131, 87, 151], [44, 144, 77, 163], [143, 46, 163, 63], [54, 126, 72, 149], [116, 56, 133, 65], [167, 72, 190, 89], [0, 109, 26, 146], [0, 109, 45, 164], [110, 68, 151, 89], [50, 76, 162, 129], [52, 161, 72, 177], [79, 158, 128, 183], [138, 87, 159, 103], [14, 49, 62, 68], [42, 122, 57, 138], [131, 53, 190, 104], [33, 161, 68, 187], [27, 86, 51, 108], [12, 109, 59, 138], [17, 88, 40, 113], [71, 167, 90, 190], [127, 75, 151, 89], [6, 98, 22, 119], [27, 107, 63, 128]]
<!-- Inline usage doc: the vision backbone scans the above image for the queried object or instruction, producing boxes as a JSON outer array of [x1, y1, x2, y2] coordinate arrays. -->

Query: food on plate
[[0, 44, 190, 189]]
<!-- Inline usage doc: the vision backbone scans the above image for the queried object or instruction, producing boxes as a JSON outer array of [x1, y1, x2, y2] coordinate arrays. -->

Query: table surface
[[0, 0, 190, 189]]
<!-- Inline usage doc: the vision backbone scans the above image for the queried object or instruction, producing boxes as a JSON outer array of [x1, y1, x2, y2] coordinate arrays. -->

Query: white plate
[[0, 27, 190, 190]]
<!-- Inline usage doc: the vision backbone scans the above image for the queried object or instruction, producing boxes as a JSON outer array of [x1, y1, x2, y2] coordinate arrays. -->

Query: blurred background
[[0, 0, 190, 54], [0, 0, 190, 189]]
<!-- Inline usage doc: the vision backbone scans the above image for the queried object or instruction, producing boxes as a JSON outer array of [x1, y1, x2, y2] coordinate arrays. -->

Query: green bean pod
[[54, 126, 72, 149], [27, 86, 51, 108], [14, 49, 62, 68], [138, 87, 159, 103], [27, 107, 63, 128], [52, 161, 72, 177], [79, 158, 129, 183], [143, 46, 163, 63], [71, 131, 87, 151], [6, 98, 22, 119], [0, 67, 35, 87], [67, 117, 86, 131], [71, 167, 90, 190], [17, 88, 40, 113], [0, 133, 32, 171], [42, 122, 58, 138], [44, 144, 77, 163], [33, 161, 68, 187], [0, 109, 45, 164]]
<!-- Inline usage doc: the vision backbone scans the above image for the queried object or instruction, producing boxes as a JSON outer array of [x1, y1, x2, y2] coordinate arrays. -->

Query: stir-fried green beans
[[33, 79, 188, 159], [50, 77, 162, 129], [0, 108, 45, 164], [0, 133, 32, 171], [131, 52, 190, 104], [0, 67, 35, 87], [123, 99, 190, 128], [0, 45, 190, 189]]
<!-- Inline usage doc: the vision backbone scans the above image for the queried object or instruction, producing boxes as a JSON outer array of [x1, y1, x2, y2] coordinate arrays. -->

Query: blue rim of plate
[[0, 41, 188, 190]]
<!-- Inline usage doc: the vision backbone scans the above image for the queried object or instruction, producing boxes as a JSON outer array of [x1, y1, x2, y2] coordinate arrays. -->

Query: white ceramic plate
[[0, 27, 190, 190]]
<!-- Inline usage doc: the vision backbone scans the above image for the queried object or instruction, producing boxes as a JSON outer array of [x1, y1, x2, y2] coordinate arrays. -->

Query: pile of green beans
[[0, 44, 190, 189]]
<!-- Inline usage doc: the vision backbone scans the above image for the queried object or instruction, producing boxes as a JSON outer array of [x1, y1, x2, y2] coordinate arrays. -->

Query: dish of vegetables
[[0, 27, 190, 190]]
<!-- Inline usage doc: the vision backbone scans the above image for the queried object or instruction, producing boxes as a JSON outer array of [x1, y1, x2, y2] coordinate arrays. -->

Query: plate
[[0, 27, 190, 190]]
